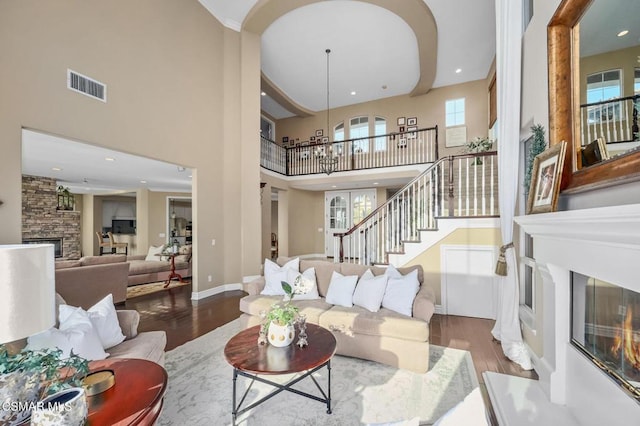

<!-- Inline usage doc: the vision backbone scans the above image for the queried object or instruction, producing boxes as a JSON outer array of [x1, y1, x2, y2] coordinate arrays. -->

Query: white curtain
[[491, 0, 532, 370]]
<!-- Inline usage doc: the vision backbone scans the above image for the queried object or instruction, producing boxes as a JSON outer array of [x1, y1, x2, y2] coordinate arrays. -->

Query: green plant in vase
[[464, 136, 494, 164], [0, 346, 89, 425]]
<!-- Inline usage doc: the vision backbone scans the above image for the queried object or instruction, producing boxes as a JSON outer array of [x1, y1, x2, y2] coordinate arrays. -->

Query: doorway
[[324, 189, 376, 257]]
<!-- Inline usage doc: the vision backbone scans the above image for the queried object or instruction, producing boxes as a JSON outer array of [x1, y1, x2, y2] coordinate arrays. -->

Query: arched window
[[334, 122, 344, 142], [350, 116, 369, 152]]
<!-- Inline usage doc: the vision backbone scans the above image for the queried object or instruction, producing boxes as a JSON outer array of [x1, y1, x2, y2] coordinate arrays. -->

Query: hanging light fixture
[[315, 48, 341, 175], [171, 198, 176, 219]]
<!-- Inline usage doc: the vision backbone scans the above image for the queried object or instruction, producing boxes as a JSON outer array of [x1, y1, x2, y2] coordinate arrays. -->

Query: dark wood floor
[[125, 284, 537, 424]]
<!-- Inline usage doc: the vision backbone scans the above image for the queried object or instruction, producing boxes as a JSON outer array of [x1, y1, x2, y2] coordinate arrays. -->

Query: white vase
[[267, 321, 295, 347], [0, 371, 42, 426], [30, 387, 87, 426]]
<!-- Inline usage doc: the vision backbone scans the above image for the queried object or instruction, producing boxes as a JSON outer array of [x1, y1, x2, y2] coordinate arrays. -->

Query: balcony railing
[[580, 95, 639, 147], [260, 126, 438, 176]]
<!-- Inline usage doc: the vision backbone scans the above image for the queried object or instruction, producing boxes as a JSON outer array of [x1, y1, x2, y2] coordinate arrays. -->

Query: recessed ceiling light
[[350, 91, 356, 96], [51, 167, 62, 171], [188, 175, 192, 178], [455, 68, 462, 74], [331, 185, 337, 188], [373, 182, 379, 185], [617, 30, 629, 37], [104, 157, 115, 162], [140, 180, 147, 184], [261, 91, 266, 96], [382, 85, 387, 90]]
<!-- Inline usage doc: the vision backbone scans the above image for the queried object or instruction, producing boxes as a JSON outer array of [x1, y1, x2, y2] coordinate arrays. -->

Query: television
[[112, 219, 136, 234]]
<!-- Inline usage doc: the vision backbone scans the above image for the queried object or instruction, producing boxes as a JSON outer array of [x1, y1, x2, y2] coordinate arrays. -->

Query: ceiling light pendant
[[315, 48, 341, 175]]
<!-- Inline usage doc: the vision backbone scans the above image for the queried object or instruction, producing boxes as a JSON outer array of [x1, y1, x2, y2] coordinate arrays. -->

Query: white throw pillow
[[27, 305, 108, 361], [87, 294, 125, 349], [261, 258, 300, 296], [353, 269, 389, 312], [384, 263, 403, 279], [382, 268, 420, 317], [283, 267, 320, 301], [325, 271, 358, 307], [145, 245, 165, 261]]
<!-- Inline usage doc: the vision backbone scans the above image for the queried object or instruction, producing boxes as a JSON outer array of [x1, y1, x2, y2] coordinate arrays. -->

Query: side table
[[86, 358, 167, 425]]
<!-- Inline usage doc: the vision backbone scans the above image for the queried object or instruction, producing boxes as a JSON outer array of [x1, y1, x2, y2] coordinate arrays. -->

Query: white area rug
[[159, 319, 479, 426]]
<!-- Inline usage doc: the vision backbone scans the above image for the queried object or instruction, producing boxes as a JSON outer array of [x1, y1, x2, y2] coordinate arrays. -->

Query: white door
[[325, 192, 350, 258], [325, 190, 376, 258]]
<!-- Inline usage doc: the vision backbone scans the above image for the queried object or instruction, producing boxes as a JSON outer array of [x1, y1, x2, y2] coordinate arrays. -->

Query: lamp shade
[[0, 244, 55, 343]]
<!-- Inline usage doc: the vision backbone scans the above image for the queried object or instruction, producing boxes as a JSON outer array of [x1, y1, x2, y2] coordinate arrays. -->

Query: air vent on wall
[[67, 69, 107, 102]]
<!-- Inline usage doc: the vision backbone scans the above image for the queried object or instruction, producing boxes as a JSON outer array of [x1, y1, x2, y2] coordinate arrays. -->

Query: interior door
[[325, 192, 350, 258]]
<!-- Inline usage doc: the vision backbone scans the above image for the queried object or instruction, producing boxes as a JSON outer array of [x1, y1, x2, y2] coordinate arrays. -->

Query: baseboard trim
[[191, 283, 243, 301]]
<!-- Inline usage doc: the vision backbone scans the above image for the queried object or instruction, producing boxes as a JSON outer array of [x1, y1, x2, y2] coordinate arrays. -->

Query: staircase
[[334, 151, 499, 265]]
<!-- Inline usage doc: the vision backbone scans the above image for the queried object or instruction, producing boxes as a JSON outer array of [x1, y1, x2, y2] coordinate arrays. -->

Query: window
[[635, 68, 640, 95], [350, 116, 369, 152], [260, 115, 275, 141], [374, 117, 386, 151], [586, 70, 622, 124], [445, 98, 465, 127], [334, 122, 345, 142]]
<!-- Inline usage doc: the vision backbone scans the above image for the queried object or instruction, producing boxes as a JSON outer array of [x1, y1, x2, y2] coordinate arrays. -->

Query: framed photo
[[526, 141, 567, 214], [322, 136, 329, 143], [282, 136, 289, 143], [397, 117, 406, 126], [310, 136, 316, 142], [407, 126, 418, 138], [397, 137, 407, 148], [407, 117, 417, 126], [316, 129, 323, 137], [399, 126, 405, 133]]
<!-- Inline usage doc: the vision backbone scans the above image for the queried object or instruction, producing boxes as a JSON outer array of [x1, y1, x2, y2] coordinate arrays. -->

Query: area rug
[[126, 280, 189, 299], [158, 319, 479, 426]]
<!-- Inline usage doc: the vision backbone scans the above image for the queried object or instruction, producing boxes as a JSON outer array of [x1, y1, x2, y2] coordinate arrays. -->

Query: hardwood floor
[[127, 283, 537, 424]]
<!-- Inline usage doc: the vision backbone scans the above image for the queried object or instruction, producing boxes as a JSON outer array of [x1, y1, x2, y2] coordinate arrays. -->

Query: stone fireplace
[[514, 204, 640, 425]]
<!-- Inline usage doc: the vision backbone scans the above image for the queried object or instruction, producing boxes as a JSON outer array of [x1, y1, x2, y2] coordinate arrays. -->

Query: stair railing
[[334, 151, 499, 265]]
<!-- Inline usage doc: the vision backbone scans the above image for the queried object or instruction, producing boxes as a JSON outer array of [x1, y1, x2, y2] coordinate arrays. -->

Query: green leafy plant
[[524, 124, 547, 191], [0, 345, 89, 398], [264, 281, 299, 326], [464, 136, 494, 165]]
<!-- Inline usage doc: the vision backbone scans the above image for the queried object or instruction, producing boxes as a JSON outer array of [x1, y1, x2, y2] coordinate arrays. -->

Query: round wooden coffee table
[[86, 358, 167, 425], [224, 323, 336, 425]]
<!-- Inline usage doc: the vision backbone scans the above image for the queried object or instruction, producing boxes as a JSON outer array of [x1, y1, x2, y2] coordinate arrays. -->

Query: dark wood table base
[[231, 360, 332, 425], [163, 253, 185, 288]]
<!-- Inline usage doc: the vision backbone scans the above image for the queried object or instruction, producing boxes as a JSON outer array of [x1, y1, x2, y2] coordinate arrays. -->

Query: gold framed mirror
[[548, 0, 640, 193]]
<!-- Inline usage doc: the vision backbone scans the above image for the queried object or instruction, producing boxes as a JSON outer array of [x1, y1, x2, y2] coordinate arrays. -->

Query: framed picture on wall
[[407, 117, 417, 126], [397, 117, 406, 126], [322, 136, 329, 143], [310, 136, 316, 142], [316, 129, 323, 137], [526, 141, 567, 214], [399, 126, 405, 133], [282, 136, 289, 143]]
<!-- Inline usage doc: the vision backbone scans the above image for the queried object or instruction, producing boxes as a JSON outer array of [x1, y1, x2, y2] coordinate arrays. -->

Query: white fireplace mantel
[[506, 203, 640, 425]]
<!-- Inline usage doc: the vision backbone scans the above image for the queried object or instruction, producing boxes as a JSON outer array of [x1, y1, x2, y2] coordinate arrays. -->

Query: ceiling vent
[[67, 69, 107, 102]]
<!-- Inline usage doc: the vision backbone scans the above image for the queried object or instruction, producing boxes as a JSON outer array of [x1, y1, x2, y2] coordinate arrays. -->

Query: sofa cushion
[[325, 271, 358, 307], [145, 245, 166, 262], [175, 245, 192, 263], [319, 305, 429, 342], [299, 260, 342, 297], [55, 260, 81, 269], [352, 270, 388, 313], [382, 266, 420, 317], [107, 330, 166, 365], [239, 295, 332, 325], [80, 254, 126, 266], [128, 259, 171, 275], [87, 294, 126, 349], [262, 258, 299, 295]]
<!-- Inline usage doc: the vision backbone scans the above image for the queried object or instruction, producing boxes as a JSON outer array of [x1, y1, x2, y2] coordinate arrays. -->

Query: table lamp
[[0, 244, 56, 347]]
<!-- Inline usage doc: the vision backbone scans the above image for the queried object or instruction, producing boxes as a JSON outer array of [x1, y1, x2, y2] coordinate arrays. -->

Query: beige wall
[[0, 0, 261, 292], [147, 192, 192, 250], [403, 227, 502, 305], [275, 79, 489, 157]]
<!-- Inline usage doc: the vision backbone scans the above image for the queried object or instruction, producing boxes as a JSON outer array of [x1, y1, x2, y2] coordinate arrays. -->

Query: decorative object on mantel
[[260, 277, 313, 347], [56, 185, 74, 210], [526, 141, 567, 214], [463, 136, 494, 164], [523, 124, 547, 192], [314, 48, 341, 175]]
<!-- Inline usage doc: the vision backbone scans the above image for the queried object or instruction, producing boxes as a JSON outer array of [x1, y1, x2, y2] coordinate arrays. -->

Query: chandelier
[[315, 48, 341, 175]]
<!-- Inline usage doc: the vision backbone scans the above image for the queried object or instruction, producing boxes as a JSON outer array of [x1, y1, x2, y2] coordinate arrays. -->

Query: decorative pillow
[[353, 269, 389, 312], [384, 264, 403, 279], [261, 257, 300, 295], [86, 294, 125, 349], [144, 245, 165, 262], [283, 267, 320, 301], [175, 245, 192, 263], [27, 305, 108, 361], [382, 268, 420, 316], [325, 271, 358, 307]]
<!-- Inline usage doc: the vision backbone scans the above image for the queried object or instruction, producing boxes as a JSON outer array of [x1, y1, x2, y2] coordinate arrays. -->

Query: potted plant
[[0, 346, 89, 425], [261, 276, 312, 347], [464, 136, 494, 164]]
